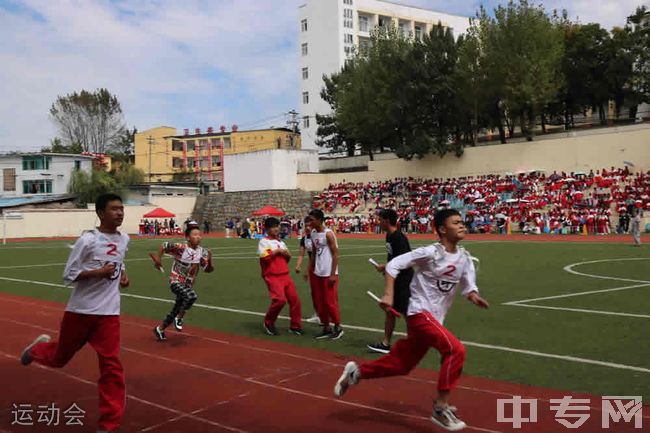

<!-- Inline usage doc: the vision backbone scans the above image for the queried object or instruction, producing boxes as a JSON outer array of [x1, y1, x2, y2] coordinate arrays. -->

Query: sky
[[0, 0, 647, 152]]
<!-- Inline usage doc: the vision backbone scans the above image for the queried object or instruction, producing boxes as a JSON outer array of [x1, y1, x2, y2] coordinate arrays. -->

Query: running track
[[0, 292, 646, 433]]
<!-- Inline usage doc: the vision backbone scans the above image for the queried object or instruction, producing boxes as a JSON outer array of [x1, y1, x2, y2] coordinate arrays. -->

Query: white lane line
[[563, 258, 650, 284], [0, 351, 251, 433], [3, 296, 646, 417], [0, 275, 648, 374], [1, 318, 501, 433], [504, 283, 650, 305], [507, 303, 650, 319]]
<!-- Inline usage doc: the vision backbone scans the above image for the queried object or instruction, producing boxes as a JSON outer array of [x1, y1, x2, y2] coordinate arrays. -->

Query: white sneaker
[[430, 405, 466, 431], [305, 313, 321, 324], [20, 334, 51, 366], [334, 361, 359, 397]]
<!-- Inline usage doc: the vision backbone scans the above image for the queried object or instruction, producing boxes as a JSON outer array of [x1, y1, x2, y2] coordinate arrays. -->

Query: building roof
[[165, 127, 296, 140], [0, 194, 78, 210], [0, 152, 94, 159]]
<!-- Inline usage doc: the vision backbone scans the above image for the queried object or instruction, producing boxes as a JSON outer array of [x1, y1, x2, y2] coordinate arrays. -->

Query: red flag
[[220, 137, 225, 190], [182, 141, 187, 169], [207, 139, 213, 181]]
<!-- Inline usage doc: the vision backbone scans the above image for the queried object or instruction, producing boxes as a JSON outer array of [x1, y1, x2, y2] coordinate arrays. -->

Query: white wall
[[224, 149, 318, 192], [298, 124, 650, 191], [0, 154, 93, 197], [0, 195, 197, 239]]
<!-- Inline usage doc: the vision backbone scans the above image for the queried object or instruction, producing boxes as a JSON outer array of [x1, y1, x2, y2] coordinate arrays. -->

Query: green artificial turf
[[0, 236, 648, 399]]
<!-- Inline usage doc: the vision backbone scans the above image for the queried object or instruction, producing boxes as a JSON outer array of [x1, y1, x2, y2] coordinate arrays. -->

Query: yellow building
[[135, 126, 301, 183]]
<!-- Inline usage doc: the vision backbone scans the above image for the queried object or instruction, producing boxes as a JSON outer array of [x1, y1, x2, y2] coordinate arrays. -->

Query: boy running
[[20, 193, 130, 433], [334, 209, 489, 431], [152, 222, 213, 341], [295, 215, 320, 324], [258, 217, 303, 335], [309, 209, 343, 340], [367, 208, 413, 354]]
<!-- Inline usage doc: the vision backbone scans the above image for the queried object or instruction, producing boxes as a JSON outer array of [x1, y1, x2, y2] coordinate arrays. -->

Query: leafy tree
[[49, 88, 126, 154], [40, 137, 83, 154]]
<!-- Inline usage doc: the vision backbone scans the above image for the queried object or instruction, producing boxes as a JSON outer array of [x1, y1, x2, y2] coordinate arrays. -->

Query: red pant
[[264, 274, 302, 329], [308, 270, 320, 313], [313, 275, 341, 326], [359, 312, 465, 392], [30, 312, 125, 432]]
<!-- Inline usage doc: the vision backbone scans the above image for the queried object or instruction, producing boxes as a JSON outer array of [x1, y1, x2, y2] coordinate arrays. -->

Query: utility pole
[[287, 110, 299, 148], [147, 135, 154, 183], [287, 110, 299, 132]]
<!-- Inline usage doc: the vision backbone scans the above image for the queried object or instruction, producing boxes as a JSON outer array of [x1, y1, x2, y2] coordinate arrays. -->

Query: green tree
[[625, 6, 650, 116], [477, 0, 564, 141], [315, 73, 357, 156], [109, 127, 137, 164], [49, 88, 126, 154], [40, 137, 83, 154], [69, 169, 121, 207]]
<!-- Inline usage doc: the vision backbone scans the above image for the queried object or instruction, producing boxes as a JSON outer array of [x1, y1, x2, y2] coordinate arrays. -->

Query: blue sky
[[0, 0, 647, 151]]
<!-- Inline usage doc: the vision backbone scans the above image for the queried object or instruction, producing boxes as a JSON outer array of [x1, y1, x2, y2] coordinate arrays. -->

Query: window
[[199, 139, 208, 149], [344, 46, 352, 55], [301, 19, 308, 32], [172, 157, 183, 168], [343, 0, 353, 4], [212, 156, 221, 167], [22, 179, 52, 194], [3, 168, 16, 191], [344, 34, 353, 44], [399, 22, 409, 36], [74, 160, 81, 171], [186, 157, 195, 168], [358, 15, 368, 32], [302, 67, 309, 80], [171, 139, 183, 151], [22, 155, 51, 171], [303, 116, 310, 129], [343, 9, 353, 19], [414, 25, 422, 41], [301, 43, 308, 56], [344, 19, 353, 28], [302, 91, 309, 104], [185, 140, 195, 151]]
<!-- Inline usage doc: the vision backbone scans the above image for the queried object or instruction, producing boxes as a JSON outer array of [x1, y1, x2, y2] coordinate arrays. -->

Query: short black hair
[[95, 193, 122, 212], [303, 215, 314, 223], [185, 223, 200, 236], [377, 208, 398, 226], [308, 209, 325, 221], [434, 208, 461, 235], [264, 217, 280, 229]]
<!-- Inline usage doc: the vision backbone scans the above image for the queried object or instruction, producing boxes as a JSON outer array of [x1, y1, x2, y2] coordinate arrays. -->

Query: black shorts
[[393, 274, 412, 315]]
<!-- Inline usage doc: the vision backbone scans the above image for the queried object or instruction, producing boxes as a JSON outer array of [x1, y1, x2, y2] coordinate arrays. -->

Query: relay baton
[[148, 252, 165, 273], [366, 290, 401, 318], [368, 258, 380, 268]]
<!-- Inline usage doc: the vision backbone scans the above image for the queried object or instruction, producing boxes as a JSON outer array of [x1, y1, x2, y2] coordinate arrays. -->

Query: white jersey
[[63, 229, 129, 315], [385, 243, 478, 324], [311, 228, 338, 277], [257, 237, 288, 258]]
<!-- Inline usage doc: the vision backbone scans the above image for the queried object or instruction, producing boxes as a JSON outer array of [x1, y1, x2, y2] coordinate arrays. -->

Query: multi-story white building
[[298, 0, 470, 151], [0, 153, 93, 197]]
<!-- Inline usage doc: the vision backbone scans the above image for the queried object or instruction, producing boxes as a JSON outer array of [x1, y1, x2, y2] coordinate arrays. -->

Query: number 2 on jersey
[[443, 265, 456, 277], [106, 243, 118, 256]]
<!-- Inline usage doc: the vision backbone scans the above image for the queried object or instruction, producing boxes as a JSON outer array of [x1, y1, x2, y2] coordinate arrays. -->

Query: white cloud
[[0, 0, 647, 152]]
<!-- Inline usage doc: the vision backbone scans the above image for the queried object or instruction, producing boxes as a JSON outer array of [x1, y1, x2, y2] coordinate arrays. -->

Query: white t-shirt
[[385, 243, 478, 324], [311, 228, 338, 277], [63, 229, 129, 315]]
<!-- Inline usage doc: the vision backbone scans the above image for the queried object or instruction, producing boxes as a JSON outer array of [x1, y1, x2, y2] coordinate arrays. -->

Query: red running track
[[0, 292, 646, 433]]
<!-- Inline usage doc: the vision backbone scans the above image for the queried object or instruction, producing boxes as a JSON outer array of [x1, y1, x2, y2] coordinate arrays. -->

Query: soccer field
[[0, 236, 648, 401]]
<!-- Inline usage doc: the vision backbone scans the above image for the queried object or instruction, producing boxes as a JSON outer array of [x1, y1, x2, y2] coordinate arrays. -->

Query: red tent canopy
[[143, 207, 176, 218], [252, 205, 285, 217]]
